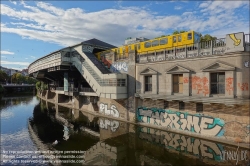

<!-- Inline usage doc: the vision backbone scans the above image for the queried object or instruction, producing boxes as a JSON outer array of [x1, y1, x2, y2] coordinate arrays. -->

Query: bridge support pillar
[[72, 95, 80, 109], [72, 109, 79, 120]]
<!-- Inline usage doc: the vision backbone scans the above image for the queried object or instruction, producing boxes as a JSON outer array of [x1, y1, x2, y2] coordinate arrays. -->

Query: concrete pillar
[[140, 75, 145, 94], [55, 93, 58, 103], [64, 72, 68, 91], [127, 51, 136, 118], [225, 71, 234, 98], [72, 109, 79, 119], [183, 73, 190, 96], [152, 74, 158, 94], [166, 74, 172, 95], [72, 95, 80, 109]]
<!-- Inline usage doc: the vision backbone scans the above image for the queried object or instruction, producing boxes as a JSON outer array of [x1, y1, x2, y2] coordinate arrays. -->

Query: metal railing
[[55, 87, 64, 91], [80, 87, 95, 92], [76, 55, 126, 87], [68, 87, 78, 92]]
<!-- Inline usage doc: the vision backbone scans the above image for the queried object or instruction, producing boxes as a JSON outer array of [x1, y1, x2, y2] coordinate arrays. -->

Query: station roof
[[82, 38, 116, 49]]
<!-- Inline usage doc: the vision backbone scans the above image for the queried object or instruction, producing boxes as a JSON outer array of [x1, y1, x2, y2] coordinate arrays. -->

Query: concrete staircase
[[70, 49, 127, 99]]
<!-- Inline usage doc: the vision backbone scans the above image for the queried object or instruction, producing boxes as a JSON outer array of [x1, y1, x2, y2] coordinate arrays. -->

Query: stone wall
[[136, 98, 250, 144]]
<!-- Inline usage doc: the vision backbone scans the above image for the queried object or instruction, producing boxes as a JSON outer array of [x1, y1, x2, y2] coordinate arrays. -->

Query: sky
[[1, 0, 249, 70]]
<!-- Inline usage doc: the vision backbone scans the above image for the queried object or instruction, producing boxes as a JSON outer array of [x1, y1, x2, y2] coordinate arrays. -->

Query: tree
[[172, 30, 187, 35], [200, 34, 217, 42], [0, 70, 9, 83]]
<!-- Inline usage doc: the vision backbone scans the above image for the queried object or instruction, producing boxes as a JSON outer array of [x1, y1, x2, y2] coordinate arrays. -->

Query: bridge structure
[[28, 39, 128, 99]]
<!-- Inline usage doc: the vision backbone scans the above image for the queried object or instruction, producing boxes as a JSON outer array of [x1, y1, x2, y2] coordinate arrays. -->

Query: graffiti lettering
[[99, 103, 119, 118], [183, 77, 189, 83], [137, 108, 224, 136], [187, 53, 198, 58], [213, 48, 226, 55], [99, 118, 119, 132], [82, 45, 94, 53], [110, 62, 128, 72], [238, 83, 249, 91], [192, 76, 209, 96], [199, 52, 211, 56], [226, 77, 233, 95], [139, 128, 223, 160], [176, 54, 185, 59]]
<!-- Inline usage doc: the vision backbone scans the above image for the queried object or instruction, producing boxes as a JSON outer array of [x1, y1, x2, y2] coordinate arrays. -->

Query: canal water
[[1, 96, 249, 166]]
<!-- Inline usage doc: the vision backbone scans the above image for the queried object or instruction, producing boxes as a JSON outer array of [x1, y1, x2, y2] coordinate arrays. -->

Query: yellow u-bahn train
[[95, 30, 201, 60]]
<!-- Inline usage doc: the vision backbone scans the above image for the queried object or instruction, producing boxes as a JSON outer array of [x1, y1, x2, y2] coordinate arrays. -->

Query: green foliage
[[172, 30, 187, 34], [0, 70, 9, 83], [0, 84, 6, 93], [10, 73, 38, 84], [36, 81, 41, 91], [200, 34, 217, 42], [36, 81, 48, 93]]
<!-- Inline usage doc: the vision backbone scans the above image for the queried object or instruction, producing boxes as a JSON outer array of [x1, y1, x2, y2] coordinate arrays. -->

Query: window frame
[[173, 36, 177, 43], [173, 74, 183, 93], [145, 75, 152, 92], [152, 40, 159, 47], [196, 103, 203, 113], [160, 38, 168, 45], [210, 72, 225, 94], [178, 35, 182, 42], [144, 42, 151, 48], [187, 33, 192, 40], [179, 102, 185, 110]]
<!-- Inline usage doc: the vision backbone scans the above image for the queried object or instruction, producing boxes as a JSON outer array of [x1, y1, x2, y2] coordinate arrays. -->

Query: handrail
[[73, 54, 126, 87]]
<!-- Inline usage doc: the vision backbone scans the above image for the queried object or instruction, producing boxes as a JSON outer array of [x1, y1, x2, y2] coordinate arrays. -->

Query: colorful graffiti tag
[[110, 62, 128, 73], [139, 127, 224, 160], [137, 107, 225, 137]]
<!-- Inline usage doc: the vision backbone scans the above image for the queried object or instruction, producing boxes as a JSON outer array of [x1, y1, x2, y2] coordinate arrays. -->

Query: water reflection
[[1, 97, 249, 166], [0, 96, 48, 165], [29, 100, 249, 166]]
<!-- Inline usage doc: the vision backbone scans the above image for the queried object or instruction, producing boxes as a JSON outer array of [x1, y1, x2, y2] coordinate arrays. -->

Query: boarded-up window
[[173, 74, 183, 93]]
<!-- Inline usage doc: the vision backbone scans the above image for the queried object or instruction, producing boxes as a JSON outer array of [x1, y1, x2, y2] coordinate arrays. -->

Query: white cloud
[[30, 56, 36, 59], [1, 60, 30, 66], [0, 1, 249, 47], [174, 6, 182, 10], [9, 0, 17, 5], [1, 51, 15, 55]]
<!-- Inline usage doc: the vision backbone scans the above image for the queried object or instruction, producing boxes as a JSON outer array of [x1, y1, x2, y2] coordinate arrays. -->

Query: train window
[[173, 36, 176, 43], [160, 38, 168, 45], [144, 42, 151, 48], [152, 40, 159, 47], [188, 33, 192, 40], [178, 36, 182, 42]]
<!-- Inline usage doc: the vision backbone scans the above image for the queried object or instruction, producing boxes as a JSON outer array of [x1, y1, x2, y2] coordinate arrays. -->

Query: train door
[[173, 35, 177, 47], [177, 35, 182, 47]]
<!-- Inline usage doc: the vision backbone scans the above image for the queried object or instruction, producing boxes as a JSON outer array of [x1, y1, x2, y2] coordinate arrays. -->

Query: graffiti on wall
[[99, 103, 120, 132], [183, 76, 209, 96], [183, 77, 189, 83], [139, 127, 224, 160], [99, 118, 119, 132], [226, 77, 233, 95], [137, 107, 225, 137], [99, 103, 120, 118], [238, 83, 249, 91], [192, 76, 209, 96], [110, 62, 128, 72]]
